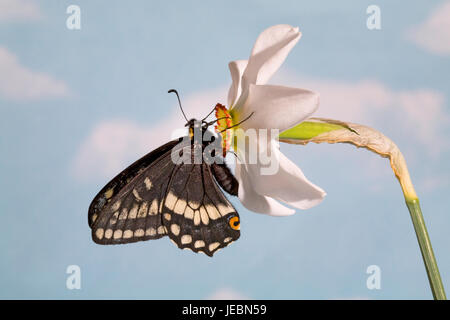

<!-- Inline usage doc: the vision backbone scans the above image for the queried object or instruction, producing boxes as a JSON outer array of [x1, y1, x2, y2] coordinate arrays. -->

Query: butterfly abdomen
[[211, 162, 238, 196]]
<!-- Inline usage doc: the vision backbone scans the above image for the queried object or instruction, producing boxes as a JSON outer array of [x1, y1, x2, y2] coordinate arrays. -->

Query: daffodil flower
[[214, 24, 326, 216]]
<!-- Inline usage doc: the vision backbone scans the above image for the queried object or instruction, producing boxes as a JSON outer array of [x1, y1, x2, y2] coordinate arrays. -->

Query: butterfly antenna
[[219, 112, 254, 133], [204, 116, 230, 127], [201, 106, 217, 121], [168, 89, 188, 122]]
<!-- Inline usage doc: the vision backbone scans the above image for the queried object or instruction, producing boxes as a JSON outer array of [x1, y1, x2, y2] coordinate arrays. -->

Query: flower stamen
[[214, 103, 233, 156]]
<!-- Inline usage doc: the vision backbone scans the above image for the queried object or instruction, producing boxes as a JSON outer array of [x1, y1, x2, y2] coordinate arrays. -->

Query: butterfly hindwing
[[161, 160, 240, 257]]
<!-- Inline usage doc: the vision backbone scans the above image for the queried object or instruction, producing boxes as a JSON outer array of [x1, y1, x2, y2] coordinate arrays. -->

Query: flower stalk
[[279, 118, 446, 300]]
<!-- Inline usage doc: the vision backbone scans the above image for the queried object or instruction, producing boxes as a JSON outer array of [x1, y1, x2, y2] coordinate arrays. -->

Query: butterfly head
[[184, 118, 199, 128], [185, 118, 214, 127], [185, 118, 215, 136], [185, 118, 212, 139]]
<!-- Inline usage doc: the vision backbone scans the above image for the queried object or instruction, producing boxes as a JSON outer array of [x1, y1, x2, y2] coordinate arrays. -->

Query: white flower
[[215, 24, 326, 216]]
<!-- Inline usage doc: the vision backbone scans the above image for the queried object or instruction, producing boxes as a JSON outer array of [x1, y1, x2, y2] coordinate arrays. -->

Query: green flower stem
[[280, 118, 446, 299], [406, 198, 446, 300]]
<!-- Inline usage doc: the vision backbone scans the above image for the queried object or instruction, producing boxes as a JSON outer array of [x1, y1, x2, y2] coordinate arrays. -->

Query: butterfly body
[[88, 119, 240, 256]]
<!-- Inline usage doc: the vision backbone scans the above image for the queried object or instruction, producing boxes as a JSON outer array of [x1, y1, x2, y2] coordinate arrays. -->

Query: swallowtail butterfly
[[88, 91, 241, 256]]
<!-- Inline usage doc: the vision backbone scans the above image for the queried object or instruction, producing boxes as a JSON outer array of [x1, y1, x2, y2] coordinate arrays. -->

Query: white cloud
[[72, 88, 227, 181], [0, 0, 42, 22], [206, 287, 249, 300], [407, 1, 450, 55], [0, 47, 69, 100], [272, 72, 449, 156]]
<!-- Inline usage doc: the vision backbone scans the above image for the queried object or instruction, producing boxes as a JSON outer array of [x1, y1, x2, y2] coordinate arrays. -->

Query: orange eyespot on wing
[[229, 216, 240, 230]]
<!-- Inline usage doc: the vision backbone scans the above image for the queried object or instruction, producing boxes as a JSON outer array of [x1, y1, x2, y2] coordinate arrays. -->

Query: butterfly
[[88, 90, 241, 256]]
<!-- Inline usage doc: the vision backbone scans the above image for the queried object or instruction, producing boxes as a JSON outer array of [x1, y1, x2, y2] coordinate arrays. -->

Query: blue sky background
[[1, 0, 449, 299]]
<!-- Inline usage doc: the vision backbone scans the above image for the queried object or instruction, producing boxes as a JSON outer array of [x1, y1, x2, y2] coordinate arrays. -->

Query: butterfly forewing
[[88, 139, 180, 228], [90, 144, 178, 244]]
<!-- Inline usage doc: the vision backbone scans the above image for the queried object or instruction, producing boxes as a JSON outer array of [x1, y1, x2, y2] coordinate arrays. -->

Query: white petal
[[236, 84, 319, 132], [235, 162, 295, 216], [240, 24, 301, 95], [227, 60, 248, 107], [245, 143, 326, 210]]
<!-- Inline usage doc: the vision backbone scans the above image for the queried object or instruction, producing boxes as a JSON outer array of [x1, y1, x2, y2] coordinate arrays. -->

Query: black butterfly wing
[[88, 138, 180, 228], [161, 160, 240, 257], [89, 139, 180, 244]]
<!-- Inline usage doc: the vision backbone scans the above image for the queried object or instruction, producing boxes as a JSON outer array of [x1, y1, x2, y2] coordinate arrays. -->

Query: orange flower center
[[214, 103, 233, 157]]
